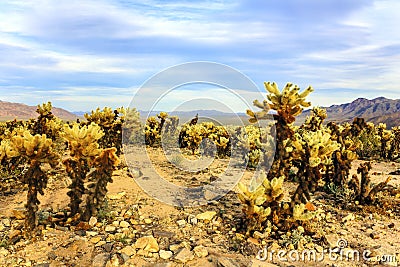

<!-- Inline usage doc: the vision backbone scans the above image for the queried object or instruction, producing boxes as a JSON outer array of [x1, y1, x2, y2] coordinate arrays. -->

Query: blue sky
[[0, 0, 399, 112]]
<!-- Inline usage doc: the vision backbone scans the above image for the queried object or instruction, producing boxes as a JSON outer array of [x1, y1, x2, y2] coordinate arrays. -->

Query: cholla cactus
[[0, 139, 19, 162], [63, 122, 104, 162], [145, 116, 161, 146], [302, 107, 327, 131], [63, 122, 104, 216], [10, 130, 59, 231], [289, 129, 340, 203], [388, 126, 400, 160], [82, 147, 120, 221], [238, 171, 316, 236], [247, 82, 313, 178], [30, 102, 63, 141], [84, 107, 125, 155], [377, 123, 392, 159], [348, 162, 392, 204]]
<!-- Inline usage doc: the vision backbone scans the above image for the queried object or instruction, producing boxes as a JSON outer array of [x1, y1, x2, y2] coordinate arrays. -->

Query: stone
[[92, 253, 110, 267], [106, 254, 123, 267], [176, 219, 186, 228], [8, 229, 21, 240], [2, 219, 11, 227], [0, 247, 9, 257], [324, 234, 339, 248], [112, 221, 120, 227], [218, 257, 240, 267], [159, 250, 173, 259], [107, 191, 126, 200], [120, 246, 136, 257], [193, 245, 208, 258], [89, 217, 98, 227], [169, 244, 181, 253], [119, 221, 130, 228], [188, 215, 198, 225], [86, 231, 98, 237], [144, 218, 152, 224], [370, 232, 380, 239], [134, 236, 159, 252], [105, 225, 116, 233], [174, 247, 194, 263], [91, 236, 102, 244], [103, 243, 114, 252], [196, 211, 216, 222], [342, 213, 355, 223]]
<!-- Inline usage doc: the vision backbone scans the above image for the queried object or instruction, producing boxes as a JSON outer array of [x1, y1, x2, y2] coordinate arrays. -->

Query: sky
[[0, 0, 399, 112]]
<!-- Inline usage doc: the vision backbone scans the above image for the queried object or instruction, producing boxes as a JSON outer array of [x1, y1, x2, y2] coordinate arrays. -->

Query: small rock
[[135, 235, 159, 252], [106, 253, 123, 267], [47, 251, 57, 260], [119, 221, 130, 228], [8, 229, 21, 239], [89, 217, 98, 227], [0, 247, 9, 257], [370, 232, 380, 239], [324, 234, 339, 248], [107, 191, 126, 200], [176, 219, 186, 228], [103, 243, 114, 253], [86, 231, 98, 237], [120, 246, 136, 257], [112, 221, 120, 227], [169, 244, 181, 253], [342, 213, 355, 223], [2, 219, 11, 227], [144, 218, 152, 224], [55, 225, 69, 232], [96, 241, 107, 247], [174, 247, 194, 263], [159, 250, 173, 259], [90, 236, 102, 244], [188, 215, 198, 225], [105, 225, 116, 233], [196, 211, 216, 222], [218, 257, 240, 267], [193, 245, 208, 258], [92, 253, 110, 267]]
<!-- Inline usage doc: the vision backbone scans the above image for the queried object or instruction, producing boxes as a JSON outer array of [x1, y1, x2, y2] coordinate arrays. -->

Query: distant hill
[[0, 100, 77, 121], [298, 97, 400, 128]]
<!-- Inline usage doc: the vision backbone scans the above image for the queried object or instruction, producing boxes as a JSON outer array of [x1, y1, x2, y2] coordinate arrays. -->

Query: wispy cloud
[[0, 0, 399, 112]]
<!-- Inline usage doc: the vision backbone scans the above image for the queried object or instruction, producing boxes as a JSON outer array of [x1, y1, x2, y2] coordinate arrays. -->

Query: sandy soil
[[0, 146, 399, 267]]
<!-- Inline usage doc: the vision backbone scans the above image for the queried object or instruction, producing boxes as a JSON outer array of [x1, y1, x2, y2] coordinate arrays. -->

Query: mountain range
[[297, 97, 400, 128], [0, 97, 399, 127], [0, 100, 77, 121]]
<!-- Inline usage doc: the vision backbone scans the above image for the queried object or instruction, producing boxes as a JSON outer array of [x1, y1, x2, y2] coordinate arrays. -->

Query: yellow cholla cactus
[[0, 139, 19, 161], [293, 203, 316, 221], [85, 107, 115, 128], [63, 122, 104, 160], [36, 101, 53, 116], [238, 172, 284, 226], [11, 130, 58, 164], [248, 82, 314, 124]]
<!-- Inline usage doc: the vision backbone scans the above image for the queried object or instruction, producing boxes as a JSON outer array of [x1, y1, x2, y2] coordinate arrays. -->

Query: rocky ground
[[0, 147, 399, 267]]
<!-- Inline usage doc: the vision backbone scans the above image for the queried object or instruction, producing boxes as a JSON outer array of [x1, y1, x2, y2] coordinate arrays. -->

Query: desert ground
[[0, 146, 399, 267]]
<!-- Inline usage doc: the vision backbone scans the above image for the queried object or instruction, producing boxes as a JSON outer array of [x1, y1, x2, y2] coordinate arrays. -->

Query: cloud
[[0, 0, 399, 112]]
